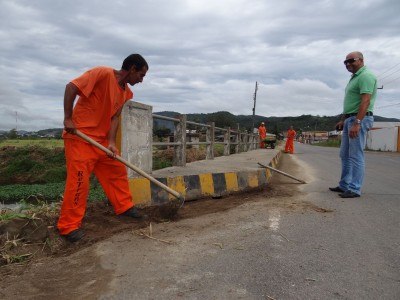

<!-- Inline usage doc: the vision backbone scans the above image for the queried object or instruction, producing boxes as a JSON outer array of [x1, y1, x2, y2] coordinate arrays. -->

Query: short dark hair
[[122, 54, 149, 71]]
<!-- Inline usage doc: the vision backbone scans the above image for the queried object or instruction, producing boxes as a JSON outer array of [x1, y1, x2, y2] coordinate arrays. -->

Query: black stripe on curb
[[151, 177, 169, 205], [212, 173, 227, 195], [237, 171, 249, 190], [184, 175, 202, 200]]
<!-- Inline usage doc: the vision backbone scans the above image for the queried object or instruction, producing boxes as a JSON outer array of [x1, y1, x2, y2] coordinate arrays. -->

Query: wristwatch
[[355, 119, 361, 125]]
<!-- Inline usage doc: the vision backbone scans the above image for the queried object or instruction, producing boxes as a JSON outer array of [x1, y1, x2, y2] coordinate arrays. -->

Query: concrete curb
[[129, 150, 282, 207]]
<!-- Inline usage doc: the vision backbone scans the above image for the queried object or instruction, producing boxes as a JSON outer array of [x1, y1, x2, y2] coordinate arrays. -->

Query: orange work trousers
[[57, 138, 134, 235], [285, 138, 295, 154], [259, 136, 266, 148]]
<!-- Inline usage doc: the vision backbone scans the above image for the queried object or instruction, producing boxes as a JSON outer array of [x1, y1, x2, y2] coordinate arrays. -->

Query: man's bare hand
[[64, 118, 76, 134], [349, 124, 360, 139], [107, 144, 119, 158], [335, 120, 344, 131]]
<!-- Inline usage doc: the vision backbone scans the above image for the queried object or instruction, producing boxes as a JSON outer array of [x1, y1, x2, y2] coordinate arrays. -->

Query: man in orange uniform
[[58, 54, 148, 242], [258, 122, 267, 148], [284, 126, 296, 154]]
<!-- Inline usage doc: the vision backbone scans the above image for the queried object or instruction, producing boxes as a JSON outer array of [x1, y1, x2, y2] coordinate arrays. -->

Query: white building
[[366, 122, 400, 152]]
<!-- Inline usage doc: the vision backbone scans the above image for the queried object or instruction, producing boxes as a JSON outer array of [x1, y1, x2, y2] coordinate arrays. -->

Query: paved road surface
[[97, 143, 400, 299]]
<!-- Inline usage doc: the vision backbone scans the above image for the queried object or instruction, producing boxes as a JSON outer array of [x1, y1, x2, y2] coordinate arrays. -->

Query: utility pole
[[251, 81, 258, 131], [15, 111, 18, 131]]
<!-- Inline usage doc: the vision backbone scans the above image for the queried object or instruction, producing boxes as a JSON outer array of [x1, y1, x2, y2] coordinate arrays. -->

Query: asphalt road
[[98, 143, 400, 299]]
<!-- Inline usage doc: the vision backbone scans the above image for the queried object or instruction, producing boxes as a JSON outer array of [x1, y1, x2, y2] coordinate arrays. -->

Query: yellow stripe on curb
[[129, 178, 151, 205], [167, 176, 186, 200], [248, 172, 259, 188], [265, 168, 272, 179], [199, 173, 214, 196], [225, 172, 239, 192]]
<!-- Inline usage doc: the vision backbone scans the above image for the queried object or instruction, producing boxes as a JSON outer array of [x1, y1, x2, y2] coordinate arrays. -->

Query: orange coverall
[[258, 125, 267, 148], [285, 129, 297, 154], [58, 67, 134, 235]]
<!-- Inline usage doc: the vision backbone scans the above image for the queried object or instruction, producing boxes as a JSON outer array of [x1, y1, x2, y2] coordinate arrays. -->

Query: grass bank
[[0, 139, 64, 148]]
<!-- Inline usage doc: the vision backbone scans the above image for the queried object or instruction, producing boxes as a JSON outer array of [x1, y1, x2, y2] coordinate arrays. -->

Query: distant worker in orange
[[57, 54, 149, 242], [284, 126, 297, 154], [258, 122, 267, 148]]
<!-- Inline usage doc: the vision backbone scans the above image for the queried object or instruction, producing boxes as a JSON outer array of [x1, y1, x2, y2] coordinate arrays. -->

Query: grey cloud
[[0, 0, 399, 130]]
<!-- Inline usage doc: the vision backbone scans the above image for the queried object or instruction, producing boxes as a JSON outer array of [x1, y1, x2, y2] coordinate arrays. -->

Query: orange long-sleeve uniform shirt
[[285, 129, 296, 154], [258, 125, 267, 148], [58, 67, 134, 235]]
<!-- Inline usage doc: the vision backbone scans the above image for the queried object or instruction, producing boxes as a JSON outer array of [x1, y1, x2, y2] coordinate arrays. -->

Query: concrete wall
[[366, 127, 399, 152], [120, 101, 153, 177]]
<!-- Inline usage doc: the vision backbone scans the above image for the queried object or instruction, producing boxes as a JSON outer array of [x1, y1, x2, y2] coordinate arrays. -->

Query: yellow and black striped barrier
[[129, 151, 281, 206]]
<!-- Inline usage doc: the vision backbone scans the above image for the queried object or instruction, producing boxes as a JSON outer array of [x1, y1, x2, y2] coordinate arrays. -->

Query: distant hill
[[153, 111, 400, 134], [36, 128, 63, 137], [2, 113, 398, 136]]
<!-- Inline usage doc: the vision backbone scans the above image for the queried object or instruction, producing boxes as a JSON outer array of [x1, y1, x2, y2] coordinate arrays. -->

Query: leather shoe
[[339, 190, 360, 198], [329, 186, 344, 193]]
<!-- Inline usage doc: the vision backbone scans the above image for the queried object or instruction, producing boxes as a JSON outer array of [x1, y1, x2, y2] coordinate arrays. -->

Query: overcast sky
[[1, 0, 400, 131]]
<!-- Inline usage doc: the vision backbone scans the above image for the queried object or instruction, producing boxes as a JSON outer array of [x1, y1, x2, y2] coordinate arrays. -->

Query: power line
[[377, 61, 400, 77], [375, 102, 400, 109], [382, 75, 400, 87], [378, 67, 400, 82]]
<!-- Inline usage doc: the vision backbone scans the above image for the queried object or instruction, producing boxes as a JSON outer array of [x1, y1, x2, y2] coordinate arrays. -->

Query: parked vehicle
[[263, 133, 277, 149]]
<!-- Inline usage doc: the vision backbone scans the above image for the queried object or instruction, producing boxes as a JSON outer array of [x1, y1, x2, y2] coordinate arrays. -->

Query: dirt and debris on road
[[0, 154, 333, 299]]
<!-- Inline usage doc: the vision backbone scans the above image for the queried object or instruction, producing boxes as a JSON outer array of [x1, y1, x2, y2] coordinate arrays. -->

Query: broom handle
[[75, 130, 182, 200], [258, 162, 306, 184]]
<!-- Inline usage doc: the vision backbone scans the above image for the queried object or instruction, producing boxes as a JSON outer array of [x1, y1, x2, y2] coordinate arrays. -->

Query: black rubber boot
[[63, 229, 85, 242]]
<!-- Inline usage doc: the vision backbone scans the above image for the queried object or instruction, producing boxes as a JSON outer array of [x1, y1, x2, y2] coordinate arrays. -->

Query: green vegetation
[[153, 157, 173, 170], [1, 253, 34, 265], [0, 183, 106, 204], [0, 212, 29, 221], [0, 146, 66, 185], [0, 144, 107, 204], [311, 139, 341, 148], [0, 139, 64, 148]]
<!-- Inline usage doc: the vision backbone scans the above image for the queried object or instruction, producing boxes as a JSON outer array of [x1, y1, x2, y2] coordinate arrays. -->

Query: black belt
[[344, 111, 373, 118]]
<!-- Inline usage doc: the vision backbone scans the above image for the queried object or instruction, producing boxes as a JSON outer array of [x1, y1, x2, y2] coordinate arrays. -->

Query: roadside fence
[[152, 114, 259, 167]]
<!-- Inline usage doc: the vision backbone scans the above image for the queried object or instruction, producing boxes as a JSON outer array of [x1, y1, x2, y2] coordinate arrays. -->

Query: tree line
[[154, 111, 399, 136], [2, 112, 398, 139]]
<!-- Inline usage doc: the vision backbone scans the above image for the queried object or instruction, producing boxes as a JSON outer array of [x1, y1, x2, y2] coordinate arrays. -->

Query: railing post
[[251, 132, 255, 150], [243, 131, 248, 152], [120, 101, 152, 177], [206, 122, 215, 159], [173, 114, 187, 166], [235, 123, 240, 154], [224, 127, 230, 156]]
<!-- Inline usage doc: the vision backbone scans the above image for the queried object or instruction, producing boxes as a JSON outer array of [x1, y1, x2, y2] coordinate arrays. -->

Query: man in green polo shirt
[[330, 51, 376, 198]]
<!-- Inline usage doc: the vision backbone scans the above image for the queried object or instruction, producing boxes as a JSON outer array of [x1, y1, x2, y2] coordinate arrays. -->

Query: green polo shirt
[[343, 66, 377, 114]]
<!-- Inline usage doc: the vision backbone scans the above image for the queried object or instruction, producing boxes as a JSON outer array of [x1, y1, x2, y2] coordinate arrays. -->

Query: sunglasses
[[343, 58, 361, 65]]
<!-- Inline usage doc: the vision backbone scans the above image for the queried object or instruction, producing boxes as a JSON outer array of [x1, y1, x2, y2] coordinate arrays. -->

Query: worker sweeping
[[57, 54, 148, 242], [258, 122, 267, 148], [284, 125, 297, 154]]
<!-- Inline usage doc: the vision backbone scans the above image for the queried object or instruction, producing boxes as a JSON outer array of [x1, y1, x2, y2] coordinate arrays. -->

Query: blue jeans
[[339, 116, 374, 195]]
